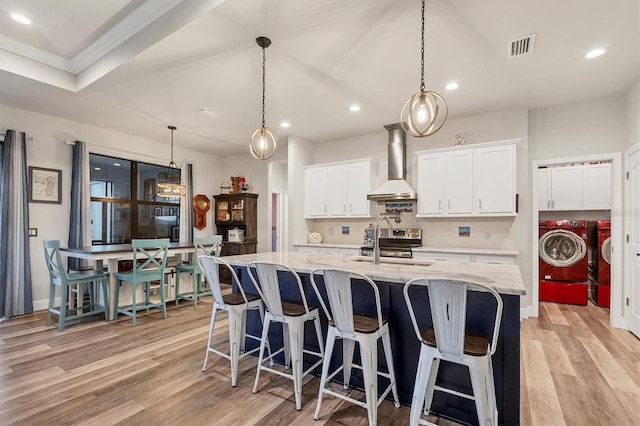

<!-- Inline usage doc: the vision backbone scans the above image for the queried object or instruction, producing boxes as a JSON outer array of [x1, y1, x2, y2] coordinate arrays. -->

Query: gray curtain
[[180, 162, 194, 243], [0, 130, 33, 319], [68, 141, 90, 270]]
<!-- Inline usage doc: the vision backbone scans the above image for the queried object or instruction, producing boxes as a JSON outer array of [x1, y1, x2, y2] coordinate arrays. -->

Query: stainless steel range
[[360, 227, 422, 259]]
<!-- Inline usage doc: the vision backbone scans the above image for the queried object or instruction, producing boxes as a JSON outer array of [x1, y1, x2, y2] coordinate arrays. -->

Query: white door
[[626, 147, 640, 338]]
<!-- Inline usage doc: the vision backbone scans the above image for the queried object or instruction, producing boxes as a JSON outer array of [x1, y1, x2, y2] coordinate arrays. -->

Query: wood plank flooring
[[1, 292, 638, 425]]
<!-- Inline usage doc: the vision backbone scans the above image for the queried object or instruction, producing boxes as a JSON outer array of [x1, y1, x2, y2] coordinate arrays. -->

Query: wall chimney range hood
[[367, 123, 418, 202]]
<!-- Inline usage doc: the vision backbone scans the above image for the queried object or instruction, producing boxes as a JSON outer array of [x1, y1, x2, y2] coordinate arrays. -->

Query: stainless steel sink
[[346, 256, 433, 267]]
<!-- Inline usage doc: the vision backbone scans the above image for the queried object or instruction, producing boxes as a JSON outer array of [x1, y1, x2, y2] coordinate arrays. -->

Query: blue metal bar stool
[[403, 277, 503, 426], [310, 268, 399, 426], [43, 240, 109, 331], [248, 261, 324, 411], [199, 255, 267, 387]]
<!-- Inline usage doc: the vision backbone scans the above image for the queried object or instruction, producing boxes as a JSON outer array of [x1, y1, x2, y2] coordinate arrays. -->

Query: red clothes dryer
[[539, 220, 588, 305], [595, 220, 611, 307]]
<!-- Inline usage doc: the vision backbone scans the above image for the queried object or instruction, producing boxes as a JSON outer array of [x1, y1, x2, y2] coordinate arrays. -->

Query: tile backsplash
[[308, 204, 517, 250]]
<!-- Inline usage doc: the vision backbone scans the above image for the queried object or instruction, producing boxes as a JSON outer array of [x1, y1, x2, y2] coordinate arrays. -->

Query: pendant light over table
[[157, 125, 186, 197], [400, 0, 448, 137], [249, 36, 278, 160]]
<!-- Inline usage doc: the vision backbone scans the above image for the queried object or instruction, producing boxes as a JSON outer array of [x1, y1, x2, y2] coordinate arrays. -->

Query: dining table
[[60, 242, 195, 320]]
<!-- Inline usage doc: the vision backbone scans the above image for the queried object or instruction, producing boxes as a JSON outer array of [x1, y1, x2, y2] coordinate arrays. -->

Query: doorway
[[268, 160, 288, 252], [531, 153, 624, 328]]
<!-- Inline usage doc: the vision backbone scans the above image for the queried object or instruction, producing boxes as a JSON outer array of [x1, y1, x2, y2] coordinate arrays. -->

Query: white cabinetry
[[416, 140, 517, 217], [582, 163, 612, 209], [475, 145, 516, 213], [304, 167, 328, 217], [412, 251, 517, 265], [538, 162, 610, 211], [304, 159, 376, 219], [294, 245, 360, 256]]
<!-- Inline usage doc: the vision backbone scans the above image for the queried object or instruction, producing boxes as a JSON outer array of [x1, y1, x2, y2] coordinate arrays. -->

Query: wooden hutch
[[214, 192, 258, 257]]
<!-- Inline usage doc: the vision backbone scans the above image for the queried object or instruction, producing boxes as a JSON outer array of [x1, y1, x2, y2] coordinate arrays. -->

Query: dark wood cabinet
[[214, 193, 258, 282]]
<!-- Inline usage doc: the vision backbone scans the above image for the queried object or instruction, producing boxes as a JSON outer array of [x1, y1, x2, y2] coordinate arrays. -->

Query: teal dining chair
[[114, 238, 170, 326], [43, 240, 110, 331], [175, 235, 223, 309]]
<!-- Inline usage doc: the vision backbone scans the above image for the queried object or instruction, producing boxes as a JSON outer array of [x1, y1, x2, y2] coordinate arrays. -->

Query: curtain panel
[[0, 130, 33, 319], [68, 141, 91, 270]]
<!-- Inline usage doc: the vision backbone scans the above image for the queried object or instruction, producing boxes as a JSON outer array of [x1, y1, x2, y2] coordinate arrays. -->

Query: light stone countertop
[[222, 251, 526, 296]]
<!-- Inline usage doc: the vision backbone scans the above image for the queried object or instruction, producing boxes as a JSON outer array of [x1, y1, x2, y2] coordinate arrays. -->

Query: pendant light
[[249, 36, 278, 160], [400, 0, 448, 137], [157, 125, 186, 197]]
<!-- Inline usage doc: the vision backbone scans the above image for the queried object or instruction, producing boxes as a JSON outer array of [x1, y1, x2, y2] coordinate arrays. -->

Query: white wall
[[0, 103, 224, 307], [529, 95, 628, 160], [288, 135, 314, 249], [217, 141, 288, 253]]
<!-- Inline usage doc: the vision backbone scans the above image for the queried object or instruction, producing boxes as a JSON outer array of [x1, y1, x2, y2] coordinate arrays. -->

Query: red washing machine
[[595, 220, 611, 307], [539, 220, 588, 305]]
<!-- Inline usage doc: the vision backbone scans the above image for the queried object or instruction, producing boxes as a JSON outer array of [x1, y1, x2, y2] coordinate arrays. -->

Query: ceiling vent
[[508, 34, 536, 58]]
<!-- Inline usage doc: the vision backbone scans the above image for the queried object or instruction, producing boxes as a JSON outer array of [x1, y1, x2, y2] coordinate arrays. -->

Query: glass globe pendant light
[[249, 36, 278, 160], [400, 0, 448, 137], [157, 125, 186, 197]]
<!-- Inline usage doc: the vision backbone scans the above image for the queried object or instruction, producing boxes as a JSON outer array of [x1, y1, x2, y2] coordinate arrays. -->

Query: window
[[89, 153, 181, 244]]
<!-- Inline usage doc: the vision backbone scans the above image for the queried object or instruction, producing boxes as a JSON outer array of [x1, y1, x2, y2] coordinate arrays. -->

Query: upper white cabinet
[[304, 159, 377, 219], [538, 162, 610, 211], [474, 145, 516, 214], [304, 167, 329, 217], [416, 140, 517, 217], [582, 163, 612, 209]]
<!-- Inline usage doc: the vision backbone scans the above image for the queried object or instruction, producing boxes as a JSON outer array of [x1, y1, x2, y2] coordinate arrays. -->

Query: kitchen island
[[222, 251, 525, 425]]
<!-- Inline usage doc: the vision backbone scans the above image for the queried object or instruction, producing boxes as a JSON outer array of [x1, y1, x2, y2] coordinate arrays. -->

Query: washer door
[[601, 236, 612, 265], [539, 229, 587, 267]]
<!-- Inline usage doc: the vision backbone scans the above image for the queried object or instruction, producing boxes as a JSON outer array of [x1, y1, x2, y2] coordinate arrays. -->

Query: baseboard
[[610, 316, 627, 330], [520, 305, 535, 319], [33, 298, 58, 312]]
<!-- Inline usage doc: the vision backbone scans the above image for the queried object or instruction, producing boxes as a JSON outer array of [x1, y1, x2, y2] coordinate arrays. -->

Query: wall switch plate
[[28, 228, 38, 237]]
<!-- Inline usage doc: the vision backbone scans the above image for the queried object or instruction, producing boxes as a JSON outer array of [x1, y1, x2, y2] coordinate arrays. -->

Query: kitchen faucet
[[373, 215, 393, 265]]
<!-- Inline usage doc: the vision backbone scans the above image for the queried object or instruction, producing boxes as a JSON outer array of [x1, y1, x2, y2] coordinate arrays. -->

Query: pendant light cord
[[420, 0, 425, 92], [261, 46, 266, 128]]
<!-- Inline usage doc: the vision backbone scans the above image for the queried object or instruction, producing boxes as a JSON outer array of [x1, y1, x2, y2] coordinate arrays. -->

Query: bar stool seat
[[403, 277, 503, 426], [310, 268, 400, 426], [248, 261, 324, 411], [199, 256, 267, 387]]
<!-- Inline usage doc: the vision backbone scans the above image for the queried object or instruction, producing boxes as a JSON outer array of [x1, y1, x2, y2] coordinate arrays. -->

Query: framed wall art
[[29, 166, 62, 204]]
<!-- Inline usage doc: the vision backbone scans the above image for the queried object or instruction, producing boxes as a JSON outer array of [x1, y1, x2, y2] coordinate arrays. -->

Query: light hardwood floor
[[1, 292, 638, 425]]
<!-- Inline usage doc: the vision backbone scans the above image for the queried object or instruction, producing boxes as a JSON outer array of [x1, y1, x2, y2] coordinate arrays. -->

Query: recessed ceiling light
[[445, 82, 459, 91], [94, 167, 101, 171], [349, 105, 360, 112], [113, 163, 121, 167], [280, 121, 290, 128], [10, 13, 31, 25], [585, 48, 606, 59]]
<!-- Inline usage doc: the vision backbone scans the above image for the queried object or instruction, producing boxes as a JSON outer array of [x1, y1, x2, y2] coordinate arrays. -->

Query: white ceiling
[[0, 0, 638, 156]]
